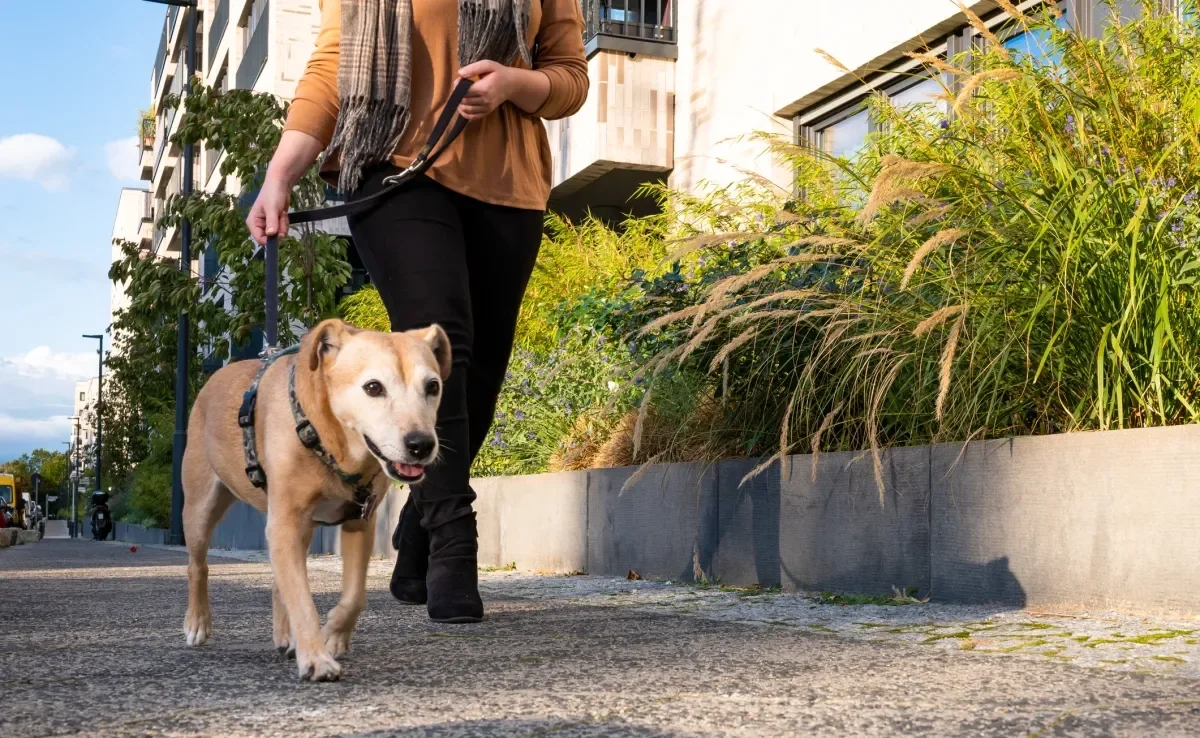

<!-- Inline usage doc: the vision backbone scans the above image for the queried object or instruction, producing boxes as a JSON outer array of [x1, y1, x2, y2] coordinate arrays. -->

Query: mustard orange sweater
[[284, 0, 589, 210]]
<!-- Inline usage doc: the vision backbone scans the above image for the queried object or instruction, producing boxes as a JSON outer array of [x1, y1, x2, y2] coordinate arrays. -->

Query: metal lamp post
[[144, 0, 197, 546], [68, 417, 80, 538], [60, 441, 72, 521], [83, 333, 104, 497]]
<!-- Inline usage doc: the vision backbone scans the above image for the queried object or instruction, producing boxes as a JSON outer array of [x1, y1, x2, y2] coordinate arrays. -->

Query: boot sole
[[429, 614, 484, 624]]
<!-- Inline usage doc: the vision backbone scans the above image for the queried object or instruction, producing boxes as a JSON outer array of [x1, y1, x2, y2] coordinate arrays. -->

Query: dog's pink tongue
[[393, 462, 424, 478]]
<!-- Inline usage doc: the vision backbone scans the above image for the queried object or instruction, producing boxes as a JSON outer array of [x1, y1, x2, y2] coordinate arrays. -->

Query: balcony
[[209, 0, 229, 70], [206, 145, 224, 187], [236, 1, 270, 90], [545, 44, 675, 223], [138, 134, 155, 181], [138, 191, 154, 248], [582, 0, 678, 59], [152, 22, 168, 93]]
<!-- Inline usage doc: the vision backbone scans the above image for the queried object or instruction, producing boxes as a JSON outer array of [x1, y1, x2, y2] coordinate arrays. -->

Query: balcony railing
[[140, 190, 154, 222], [206, 146, 223, 183], [152, 21, 168, 92], [168, 5, 179, 38], [164, 61, 186, 140], [209, 0, 229, 68], [153, 110, 169, 179], [236, 1, 270, 90], [582, 0, 678, 54]]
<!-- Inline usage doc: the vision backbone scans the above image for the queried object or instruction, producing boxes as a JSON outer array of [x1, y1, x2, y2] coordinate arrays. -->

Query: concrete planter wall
[[101, 424, 1200, 613], [473, 424, 1200, 613]]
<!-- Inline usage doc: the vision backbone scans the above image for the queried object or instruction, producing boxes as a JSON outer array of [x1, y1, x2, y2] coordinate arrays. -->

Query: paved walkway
[[2, 539, 1199, 737]]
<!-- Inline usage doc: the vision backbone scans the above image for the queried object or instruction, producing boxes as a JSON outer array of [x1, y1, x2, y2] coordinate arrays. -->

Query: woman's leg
[[457, 198, 544, 461], [347, 172, 480, 621]]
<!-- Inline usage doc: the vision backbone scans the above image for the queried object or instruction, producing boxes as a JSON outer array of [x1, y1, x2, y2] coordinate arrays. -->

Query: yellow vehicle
[[0, 472, 21, 527]]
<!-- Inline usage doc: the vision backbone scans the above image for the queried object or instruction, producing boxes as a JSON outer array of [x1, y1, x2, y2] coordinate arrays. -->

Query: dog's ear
[[417, 324, 452, 379], [304, 318, 353, 372]]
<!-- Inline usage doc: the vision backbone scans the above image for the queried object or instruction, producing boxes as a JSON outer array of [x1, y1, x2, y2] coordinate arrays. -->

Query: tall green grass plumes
[[633, 2, 1200, 488]]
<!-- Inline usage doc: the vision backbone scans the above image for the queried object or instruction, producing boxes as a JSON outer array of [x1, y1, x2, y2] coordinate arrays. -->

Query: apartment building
[[72, 377, 100, 450], [139, 0, 325, 253], [108, 187, 153, 338]]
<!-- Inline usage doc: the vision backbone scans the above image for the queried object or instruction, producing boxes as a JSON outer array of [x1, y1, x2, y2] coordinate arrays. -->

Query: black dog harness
[[238, 345, 381, 526]]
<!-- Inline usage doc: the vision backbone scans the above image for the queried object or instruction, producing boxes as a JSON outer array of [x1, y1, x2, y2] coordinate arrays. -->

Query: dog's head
[[301, 318, 452, 484]]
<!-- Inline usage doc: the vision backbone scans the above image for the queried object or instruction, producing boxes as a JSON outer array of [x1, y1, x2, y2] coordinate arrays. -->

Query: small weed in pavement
[[813, 587, 924, 606]]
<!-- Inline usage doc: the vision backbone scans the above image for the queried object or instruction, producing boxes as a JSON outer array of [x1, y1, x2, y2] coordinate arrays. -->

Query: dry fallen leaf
[[626, 570, 642, 581]]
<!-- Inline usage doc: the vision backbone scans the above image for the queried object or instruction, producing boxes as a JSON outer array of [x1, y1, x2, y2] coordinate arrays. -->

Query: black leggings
[[347, 170, 542, 530]]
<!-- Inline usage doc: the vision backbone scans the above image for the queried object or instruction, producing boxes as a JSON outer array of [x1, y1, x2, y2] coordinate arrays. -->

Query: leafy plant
[[628, 1, 1200, 491]]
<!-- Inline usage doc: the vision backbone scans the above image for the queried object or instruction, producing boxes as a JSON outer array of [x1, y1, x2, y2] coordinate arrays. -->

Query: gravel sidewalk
[[2, 539, 1198, 736]]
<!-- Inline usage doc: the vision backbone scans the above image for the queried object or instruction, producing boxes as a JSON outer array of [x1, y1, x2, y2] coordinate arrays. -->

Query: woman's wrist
[[268, 129, 327, 189], [501, 67, 551, 115]]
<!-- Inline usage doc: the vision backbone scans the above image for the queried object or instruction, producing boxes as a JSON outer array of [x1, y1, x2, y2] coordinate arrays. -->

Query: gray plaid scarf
[[325, 0, 533, 193]]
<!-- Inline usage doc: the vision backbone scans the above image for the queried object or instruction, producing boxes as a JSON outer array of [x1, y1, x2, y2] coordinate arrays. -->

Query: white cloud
[[2, 347, 97, 381], [104, 136, 141, 181], [0, 412, 73, 443], [0, 348, 97, 460], [0, 134, 76, 191]]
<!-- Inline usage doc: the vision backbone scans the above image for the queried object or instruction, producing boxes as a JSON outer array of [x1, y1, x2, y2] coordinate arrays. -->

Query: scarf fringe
[[330, 0, 531, 192]]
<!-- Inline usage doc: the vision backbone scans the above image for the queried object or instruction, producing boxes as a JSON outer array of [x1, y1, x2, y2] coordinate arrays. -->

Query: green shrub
[[627, 2, 1200, 488]]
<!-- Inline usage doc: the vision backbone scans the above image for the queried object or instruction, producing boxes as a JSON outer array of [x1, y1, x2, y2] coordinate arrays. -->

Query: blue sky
[[0, 1, 165, 462]]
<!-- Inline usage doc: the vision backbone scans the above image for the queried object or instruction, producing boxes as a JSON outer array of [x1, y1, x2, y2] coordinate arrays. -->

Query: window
[[79, 392, 85, 401], [1001, 7, 1069, 67], [889, 76, 946, 111], [817, 107, 870, 161]]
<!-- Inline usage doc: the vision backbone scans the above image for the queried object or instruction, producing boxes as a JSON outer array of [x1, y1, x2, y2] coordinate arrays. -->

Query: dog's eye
[[363, 381, 385, 397], [424, 379, 440, 397]]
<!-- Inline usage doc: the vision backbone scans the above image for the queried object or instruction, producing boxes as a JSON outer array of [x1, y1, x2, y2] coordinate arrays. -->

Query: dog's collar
[[236, 344, 380, 524], [288, 362, 381, 520]]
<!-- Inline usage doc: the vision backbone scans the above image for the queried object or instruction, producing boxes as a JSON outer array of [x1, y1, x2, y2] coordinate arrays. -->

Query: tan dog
[[181, 318, 450, 681]]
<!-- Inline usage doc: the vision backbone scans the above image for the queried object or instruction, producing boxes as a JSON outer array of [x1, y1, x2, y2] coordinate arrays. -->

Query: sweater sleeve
[[531, 0, 589, 120], [283, 0, 341, 145]]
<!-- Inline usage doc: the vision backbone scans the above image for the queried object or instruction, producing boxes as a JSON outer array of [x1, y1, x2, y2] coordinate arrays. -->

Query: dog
[[181, 318, 450, 681]]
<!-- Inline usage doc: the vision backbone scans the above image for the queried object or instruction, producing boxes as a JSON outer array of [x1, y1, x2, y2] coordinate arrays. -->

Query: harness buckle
[[237, 391, 257, 429], [295, 419, 320, 449], [245, 464, 267, 489]]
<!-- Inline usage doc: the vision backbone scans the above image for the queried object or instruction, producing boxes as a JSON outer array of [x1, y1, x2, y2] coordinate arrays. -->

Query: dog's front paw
[[323, 627, 352, 659], [296, 648, 342, 682], [183, 609, 211, 647]]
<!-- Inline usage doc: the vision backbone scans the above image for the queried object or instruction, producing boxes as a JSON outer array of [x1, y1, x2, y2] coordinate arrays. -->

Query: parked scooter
[[91, 493, 113, 542]]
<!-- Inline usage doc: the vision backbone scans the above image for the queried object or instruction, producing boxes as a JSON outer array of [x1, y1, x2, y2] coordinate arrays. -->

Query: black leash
[[289, 78, 474, 226], [262, 78, 473, 352]]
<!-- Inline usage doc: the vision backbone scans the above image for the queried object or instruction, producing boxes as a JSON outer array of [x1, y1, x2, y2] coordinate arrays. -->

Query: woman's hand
[[458, 61, 551, 119], [246, 129, 326, 245], [247, 175, 291, 246]]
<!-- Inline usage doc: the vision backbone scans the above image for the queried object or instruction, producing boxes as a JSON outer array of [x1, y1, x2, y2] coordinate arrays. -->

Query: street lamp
[[60, 441, 72, 519], [83, 333, 104, 499], [68, 417, 80, 538], [143, 0, 197, 547]]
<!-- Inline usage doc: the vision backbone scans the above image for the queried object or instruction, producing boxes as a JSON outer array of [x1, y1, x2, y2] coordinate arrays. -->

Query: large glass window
[[1002, 7, 1070, 67], [890, 76, 948, 114], [817, 107, 869, 161]]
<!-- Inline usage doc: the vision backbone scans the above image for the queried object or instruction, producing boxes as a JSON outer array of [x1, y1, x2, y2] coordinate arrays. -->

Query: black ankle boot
[[426, 513, 483, 623], [389, 495, 430, 605]]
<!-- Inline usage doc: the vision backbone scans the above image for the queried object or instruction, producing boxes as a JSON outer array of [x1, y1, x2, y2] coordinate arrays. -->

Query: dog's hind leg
[[182, 462, 234, 647], [323, 518, 375, 658]]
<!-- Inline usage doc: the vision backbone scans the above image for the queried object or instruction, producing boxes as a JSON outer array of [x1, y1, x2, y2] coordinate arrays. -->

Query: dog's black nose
[[404, 432, 436, 459]]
